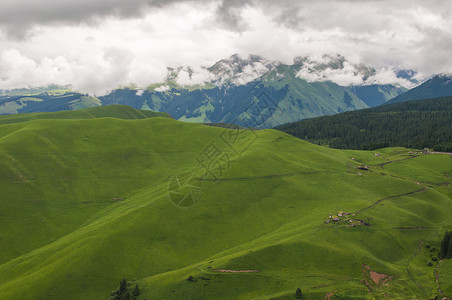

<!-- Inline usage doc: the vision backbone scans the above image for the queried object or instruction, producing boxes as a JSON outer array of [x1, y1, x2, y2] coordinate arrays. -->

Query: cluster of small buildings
[[324, 211, 359, 225]]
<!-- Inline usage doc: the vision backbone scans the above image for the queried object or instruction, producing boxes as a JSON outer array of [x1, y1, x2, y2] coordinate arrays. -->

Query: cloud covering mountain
[[0, 0, 451, 94]]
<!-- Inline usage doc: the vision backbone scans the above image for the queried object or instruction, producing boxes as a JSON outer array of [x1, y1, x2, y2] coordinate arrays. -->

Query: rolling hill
[[276, 96, 452, 151], [0, 105, 170, 125], [0, 106, 451, 299]]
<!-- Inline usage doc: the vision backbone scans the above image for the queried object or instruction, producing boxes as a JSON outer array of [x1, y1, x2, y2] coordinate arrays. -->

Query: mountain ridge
[[0, 54, 426, 127], [386, 74, 452, 104]]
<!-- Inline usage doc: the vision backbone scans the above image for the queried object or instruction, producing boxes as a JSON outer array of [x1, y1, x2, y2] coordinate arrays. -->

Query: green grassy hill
[[0, 105, 170, 125], [0, 106, 451, 299]]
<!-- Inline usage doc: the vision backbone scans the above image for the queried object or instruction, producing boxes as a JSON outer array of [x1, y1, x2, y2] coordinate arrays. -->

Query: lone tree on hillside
[[132, 284, 141, 297], [295, 287, 303, 299], [440, 231, 452, 259], [119, 278, 127, 295]]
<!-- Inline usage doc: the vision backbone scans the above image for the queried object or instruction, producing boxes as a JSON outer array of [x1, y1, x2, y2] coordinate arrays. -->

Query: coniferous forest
[[276, 96, 452, 151]]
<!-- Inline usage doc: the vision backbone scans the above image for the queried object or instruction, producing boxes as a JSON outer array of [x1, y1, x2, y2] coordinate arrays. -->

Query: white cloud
[[235, 62, 269, 85], [154, 85, 170, 92], [295, 56, 419, 88], [0, 0, 450, 94], [296, 59, 364, 86], [174, 66, 213, 86], [365, 68, 417, 88]]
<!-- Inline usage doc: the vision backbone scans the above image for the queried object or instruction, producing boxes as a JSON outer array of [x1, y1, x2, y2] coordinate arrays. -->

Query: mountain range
[[1, 54, 434, 127]]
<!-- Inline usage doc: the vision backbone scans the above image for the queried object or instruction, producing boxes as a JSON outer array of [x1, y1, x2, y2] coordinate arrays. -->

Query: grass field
[[0, 106, 450, 299]]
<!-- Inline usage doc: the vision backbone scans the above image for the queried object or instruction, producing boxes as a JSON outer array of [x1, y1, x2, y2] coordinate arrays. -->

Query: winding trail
[[393, 226, 427, 230], [357, 187, 427, 213], [199, 171, 319, 181], [429, 151, 452, 156], [375, 155, 422, 169], [210, 269, 258, 273], [435, 260, 445, 297], [405, 240, 426, 295]]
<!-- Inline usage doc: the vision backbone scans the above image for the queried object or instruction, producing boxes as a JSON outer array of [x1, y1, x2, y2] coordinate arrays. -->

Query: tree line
[[276, 96, 452, 151]]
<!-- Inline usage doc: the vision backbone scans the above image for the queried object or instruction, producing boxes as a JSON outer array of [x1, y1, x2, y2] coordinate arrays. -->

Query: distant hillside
[[0, 81, 406, 128], [0, 105, 170, 125], [98, 76, 407, 129], [0, 90, 101, 115], [100, 81, 372, 129], [350, 84, 406, 107], [387, 74, 452, 104], [276, 96, 452, 151]]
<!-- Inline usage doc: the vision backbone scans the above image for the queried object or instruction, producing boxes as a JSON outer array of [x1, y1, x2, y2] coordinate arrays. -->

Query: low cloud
[[295, 55, 418, 88], [173, 66, 214, 86]]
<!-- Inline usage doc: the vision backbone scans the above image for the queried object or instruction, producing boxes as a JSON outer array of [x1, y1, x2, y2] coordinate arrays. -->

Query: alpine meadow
[[0, 0, 452, 299], [0, 106, 451, 299]]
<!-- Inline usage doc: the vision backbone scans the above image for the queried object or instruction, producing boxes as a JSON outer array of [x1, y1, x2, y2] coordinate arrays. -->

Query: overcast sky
[[0, 0, 451, 94]]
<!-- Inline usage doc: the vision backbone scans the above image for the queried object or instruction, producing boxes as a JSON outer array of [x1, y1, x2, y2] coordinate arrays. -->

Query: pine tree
[[120, 278, 127, 294], [120, 290, 130, 300], [295, 287, 303, 299], [440, 231, 451, 259], [132, 284, 140, 297], [447, 235, 452, 259]]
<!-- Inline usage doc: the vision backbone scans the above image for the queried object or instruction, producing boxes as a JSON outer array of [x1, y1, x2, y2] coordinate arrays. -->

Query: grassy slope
[[0, 105, 169, 125], [0, 107, 450, 299]]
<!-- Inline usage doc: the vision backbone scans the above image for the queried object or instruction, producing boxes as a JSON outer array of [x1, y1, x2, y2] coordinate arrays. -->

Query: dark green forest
[[276, 96, 452, 151]]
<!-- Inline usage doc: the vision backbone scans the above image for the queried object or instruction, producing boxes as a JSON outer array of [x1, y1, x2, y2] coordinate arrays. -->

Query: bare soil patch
[[210, 269, 259, 273]]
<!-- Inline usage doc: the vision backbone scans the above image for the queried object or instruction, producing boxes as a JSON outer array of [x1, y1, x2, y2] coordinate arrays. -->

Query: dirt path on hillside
[[375, 155, 422, 169], [376, 152, 451, 170], [435, 260, 445, 297], [200, 171, 319, 181], [405, 240, 426, 296], [393, 226, 427, 230], [210, 269, 259, 273], [357, 187, 427, 213], [429, 151, 452, 155]]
